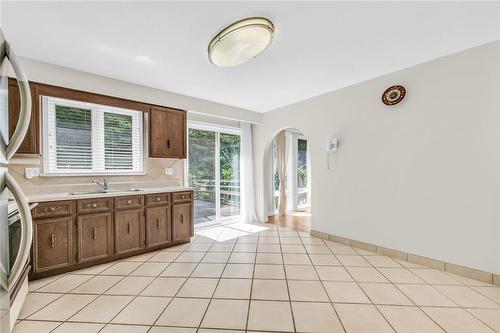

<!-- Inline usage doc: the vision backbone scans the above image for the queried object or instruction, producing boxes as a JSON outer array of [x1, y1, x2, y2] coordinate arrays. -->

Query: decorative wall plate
[[382, 85, 406, 106]]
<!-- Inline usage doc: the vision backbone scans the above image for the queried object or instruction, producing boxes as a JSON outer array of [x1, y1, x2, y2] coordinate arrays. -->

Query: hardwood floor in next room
[[268, 209, 311, 232]]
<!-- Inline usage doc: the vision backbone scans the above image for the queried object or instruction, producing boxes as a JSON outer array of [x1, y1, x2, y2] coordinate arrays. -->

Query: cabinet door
[[145, 206, 171, 247], [172, 202, 192, 242], [149, 106, 186, 158], [8, 78, 39, 154], [33, 217, 73, 273], [114, 209, 144, 255], [77, 212, 113, 262]]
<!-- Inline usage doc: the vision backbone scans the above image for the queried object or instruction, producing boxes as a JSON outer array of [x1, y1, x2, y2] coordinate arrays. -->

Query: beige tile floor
[[14, 223, 500, 333]]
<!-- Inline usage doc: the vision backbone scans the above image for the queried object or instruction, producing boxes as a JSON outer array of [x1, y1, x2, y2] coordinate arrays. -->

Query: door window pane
[[188, 129, 216, 224], [297, 138, 308, 206], [220, 133, 240, 218]]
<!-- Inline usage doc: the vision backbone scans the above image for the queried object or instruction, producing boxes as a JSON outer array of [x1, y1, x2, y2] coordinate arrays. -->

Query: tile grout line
[[149, 228, 224, 332], [278, 225, 299, 333], [244, 226, 260, 332], [195, 228, 243, 332], [300, 234, 348, 333]]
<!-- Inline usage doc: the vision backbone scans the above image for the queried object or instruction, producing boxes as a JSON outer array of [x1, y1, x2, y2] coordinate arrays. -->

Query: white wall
[[253, 41, 500, 274]]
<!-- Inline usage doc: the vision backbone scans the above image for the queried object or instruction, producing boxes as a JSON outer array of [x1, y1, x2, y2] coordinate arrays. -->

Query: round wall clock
[[382, 85, 406, 106]]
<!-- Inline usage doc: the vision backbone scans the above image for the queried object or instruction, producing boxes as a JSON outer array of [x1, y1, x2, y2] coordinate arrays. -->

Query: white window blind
[[42, 96, 144, 175]]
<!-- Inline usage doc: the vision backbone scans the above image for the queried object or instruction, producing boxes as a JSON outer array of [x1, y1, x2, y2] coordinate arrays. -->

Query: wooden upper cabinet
[[149, 106, 186, 158], [8, 78, 39, 155]]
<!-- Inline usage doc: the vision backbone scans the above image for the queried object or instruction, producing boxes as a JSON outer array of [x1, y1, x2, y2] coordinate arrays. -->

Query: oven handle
[[5, 40, 32, 160], [6, 172, 33, 290]]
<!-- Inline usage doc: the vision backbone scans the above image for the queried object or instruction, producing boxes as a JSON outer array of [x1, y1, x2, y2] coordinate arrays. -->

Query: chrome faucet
[[93, 178, 109, 192]]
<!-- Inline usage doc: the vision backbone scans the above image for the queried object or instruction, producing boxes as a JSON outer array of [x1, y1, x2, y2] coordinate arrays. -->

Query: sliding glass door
[[188, 124, 241, 226]]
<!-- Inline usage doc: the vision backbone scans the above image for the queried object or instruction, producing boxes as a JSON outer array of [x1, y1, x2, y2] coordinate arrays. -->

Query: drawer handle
[[156, 197, 161, 201], [49, 207, 56, 212], [92, 227, 96, 240], [180, 214, 184, 224], [181, 195, 185, 199], [91, 203, 97, 208], [127, 200, 132, 205], [166, 139, 170, 149], [49, 233, 56, 248], [157, 217, 161, 229], [127, 223, 130, 234]]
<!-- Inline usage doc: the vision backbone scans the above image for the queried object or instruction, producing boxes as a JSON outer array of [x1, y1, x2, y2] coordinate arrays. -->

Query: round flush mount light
[[208, 17, 274, 67]]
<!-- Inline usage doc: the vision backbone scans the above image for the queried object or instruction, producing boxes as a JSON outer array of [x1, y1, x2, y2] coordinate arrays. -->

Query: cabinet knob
[[91, 203, 97, 208], [156, 197, 161, 201], [181, 195, 185, 199], [127, 199, 132, 205], [49, 207, 56, 212]]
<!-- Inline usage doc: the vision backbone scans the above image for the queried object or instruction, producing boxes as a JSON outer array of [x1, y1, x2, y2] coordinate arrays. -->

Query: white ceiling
[[2, 1, 500, 113]]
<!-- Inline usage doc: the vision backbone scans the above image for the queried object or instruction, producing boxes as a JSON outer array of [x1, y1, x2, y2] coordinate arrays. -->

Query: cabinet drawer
[[114, 195, 143, 210], [77, 198, 112, 214], [33, 201, 74, 219], [172, 191, 192, 203], [145, 193, 170, 206]]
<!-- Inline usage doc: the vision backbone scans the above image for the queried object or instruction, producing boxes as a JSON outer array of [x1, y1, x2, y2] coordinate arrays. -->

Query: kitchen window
[[42, 96, 144, 175]]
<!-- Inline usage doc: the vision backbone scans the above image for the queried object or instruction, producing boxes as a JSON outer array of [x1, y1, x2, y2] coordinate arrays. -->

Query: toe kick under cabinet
[[29, 191, 193, 280]]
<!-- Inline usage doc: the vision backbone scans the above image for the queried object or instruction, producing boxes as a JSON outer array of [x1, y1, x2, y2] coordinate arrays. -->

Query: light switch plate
[[25, 167, 40, 179], [164, 167, 174, 176]]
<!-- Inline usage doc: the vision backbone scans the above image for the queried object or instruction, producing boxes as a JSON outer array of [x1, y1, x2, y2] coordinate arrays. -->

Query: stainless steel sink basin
[[69, 188, 143, 196]]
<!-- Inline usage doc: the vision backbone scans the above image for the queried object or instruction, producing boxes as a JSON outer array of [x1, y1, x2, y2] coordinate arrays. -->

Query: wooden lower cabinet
[[114, 208, 145, 255], [145, 206, 171, 247], [30, 191, 193, 279], [33, 216, 73, 273], [77, 212, 113, 262], [172, 202, 193, 242]]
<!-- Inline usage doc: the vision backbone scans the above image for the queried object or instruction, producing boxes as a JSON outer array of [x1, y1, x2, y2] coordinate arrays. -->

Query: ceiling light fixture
[[208, 17, 274, 67]]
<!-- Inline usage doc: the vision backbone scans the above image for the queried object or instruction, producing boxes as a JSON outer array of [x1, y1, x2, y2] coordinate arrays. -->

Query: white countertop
[[25, 186, 193, 203]]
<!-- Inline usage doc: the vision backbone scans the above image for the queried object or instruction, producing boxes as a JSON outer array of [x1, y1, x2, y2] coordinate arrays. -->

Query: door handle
[[4, 40, 32, 160], [157, 217, 161, 229], [92, 227, 96, 240], [166, 139, 170, 149], [180, 214, 184, 224], [49, 234, 56, 248], [5, 172, 33, 291], [127, 223, 130, 234]]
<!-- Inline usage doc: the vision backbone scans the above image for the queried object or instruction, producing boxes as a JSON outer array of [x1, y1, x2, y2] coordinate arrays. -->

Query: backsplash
[[8, 157, 185, 197]]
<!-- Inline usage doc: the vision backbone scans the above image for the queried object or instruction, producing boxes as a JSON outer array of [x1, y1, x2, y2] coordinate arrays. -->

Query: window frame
[[41, 95, 145, 176]]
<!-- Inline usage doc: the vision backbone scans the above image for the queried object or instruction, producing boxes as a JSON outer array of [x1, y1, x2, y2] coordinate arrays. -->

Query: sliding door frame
[[187, 121, 241, 228]]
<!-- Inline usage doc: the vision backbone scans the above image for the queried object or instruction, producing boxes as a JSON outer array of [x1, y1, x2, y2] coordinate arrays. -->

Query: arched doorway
[[264, 128, 312, 231]]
